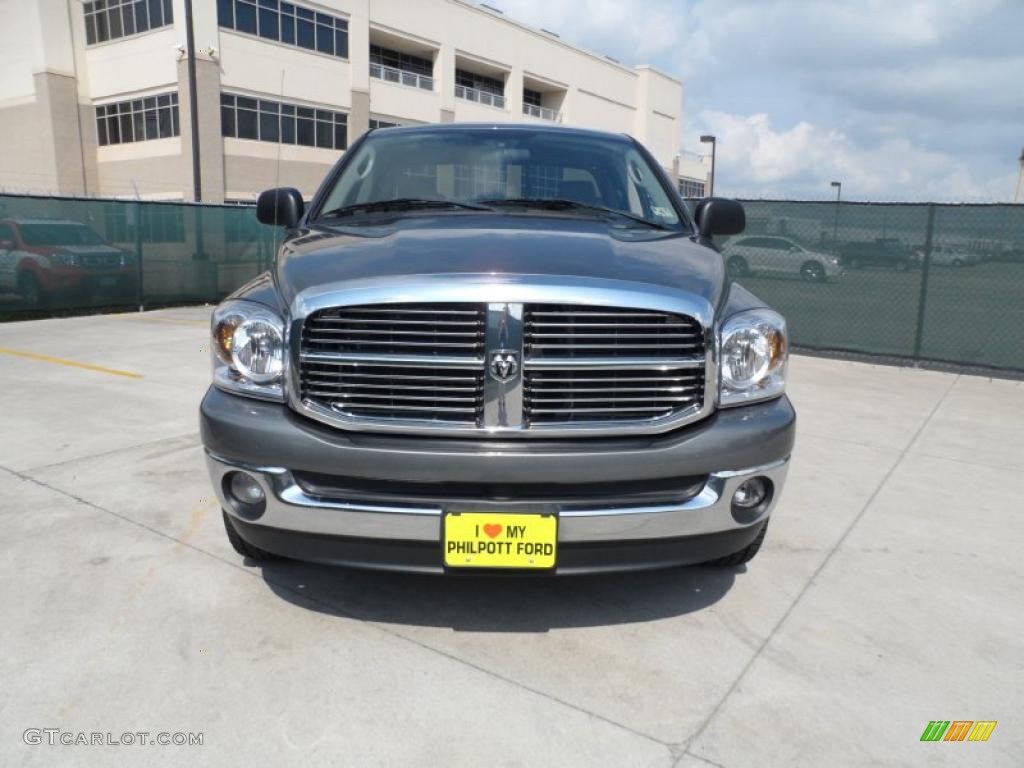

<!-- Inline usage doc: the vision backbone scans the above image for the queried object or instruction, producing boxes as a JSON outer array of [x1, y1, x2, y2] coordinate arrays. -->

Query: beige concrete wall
[[224, 155, 335, 202], [95, 150, 186, 200], [0, 97, 57, 193], [178, 58, 225, 202]]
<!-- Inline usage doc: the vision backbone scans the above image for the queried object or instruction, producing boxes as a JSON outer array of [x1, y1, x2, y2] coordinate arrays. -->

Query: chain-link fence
[[0, 193, 278, 320], [1, 193, 1022, 372], [713, 200, 1024, 373]]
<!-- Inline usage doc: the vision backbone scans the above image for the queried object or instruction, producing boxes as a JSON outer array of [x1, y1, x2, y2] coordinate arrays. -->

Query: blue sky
[[499, 0, 1024, 201]]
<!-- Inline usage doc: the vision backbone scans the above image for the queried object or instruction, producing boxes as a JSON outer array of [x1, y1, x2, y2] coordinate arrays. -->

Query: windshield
[[19, 223, 104, 246], [316, 128, 687, 230]]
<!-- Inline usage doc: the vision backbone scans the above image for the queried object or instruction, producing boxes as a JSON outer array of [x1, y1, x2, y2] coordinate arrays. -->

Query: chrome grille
[[523, 303, 706, 426], [524, 305, 704, 359], [303, 304, 486, 355], [295, 297, 710, 436], [300, 304, 486, 425], [524, 368, 705, 423]]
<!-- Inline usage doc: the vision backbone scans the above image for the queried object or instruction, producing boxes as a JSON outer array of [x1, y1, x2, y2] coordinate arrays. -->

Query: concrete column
[[177, 57, 225, 203], [349, 88, 370, 144], [437, 43, 456, 119], [506, 68, 523, 121], [347, 0, 370, 143], [36, 72, 88, 195]]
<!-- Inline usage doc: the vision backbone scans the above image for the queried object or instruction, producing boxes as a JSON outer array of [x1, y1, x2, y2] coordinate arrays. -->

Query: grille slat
[[301, 303, 486, 425], [523, 304, 706, 425]]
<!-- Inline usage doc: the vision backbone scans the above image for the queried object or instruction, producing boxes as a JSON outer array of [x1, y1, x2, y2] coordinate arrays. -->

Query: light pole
[[1015, 146, 1024, 203], [830, 180, 842, 250], [700, 135, 716, 197]]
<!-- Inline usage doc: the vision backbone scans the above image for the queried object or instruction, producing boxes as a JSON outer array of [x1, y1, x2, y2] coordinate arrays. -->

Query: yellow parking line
[[0, 347, 143, 379]]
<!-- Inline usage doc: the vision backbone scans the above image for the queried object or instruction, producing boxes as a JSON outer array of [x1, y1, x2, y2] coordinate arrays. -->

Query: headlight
[[50, 252, 78, 266], [719, 309, 787, 407], [211, 301, 286, 400]]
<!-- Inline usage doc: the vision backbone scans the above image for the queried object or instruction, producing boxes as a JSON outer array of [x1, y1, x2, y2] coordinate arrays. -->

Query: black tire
[[222, 510, 277, 562], [726, 255, 749, 277], [801, 261, 826, 282], [17, 272, 45, 308], [704, 522, 768, 567]]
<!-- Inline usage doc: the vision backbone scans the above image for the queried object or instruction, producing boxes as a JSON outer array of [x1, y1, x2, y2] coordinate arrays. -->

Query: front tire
[[222, 510, 277, 562], [17, 272, 45, 308], [704, 522, 768, 567]]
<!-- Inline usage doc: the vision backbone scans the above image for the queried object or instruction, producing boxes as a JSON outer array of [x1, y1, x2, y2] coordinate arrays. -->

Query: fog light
[[228, 472, 265, 505], [732, 477, 768, 510]]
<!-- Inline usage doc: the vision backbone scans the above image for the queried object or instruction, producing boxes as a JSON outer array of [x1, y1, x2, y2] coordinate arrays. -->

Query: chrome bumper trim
[[208, 452, 788, 543]]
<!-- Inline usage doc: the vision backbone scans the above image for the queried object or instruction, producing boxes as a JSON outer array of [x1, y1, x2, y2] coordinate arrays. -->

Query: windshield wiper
[[319, 198, 493, 219], [476, 197, 670, 230]]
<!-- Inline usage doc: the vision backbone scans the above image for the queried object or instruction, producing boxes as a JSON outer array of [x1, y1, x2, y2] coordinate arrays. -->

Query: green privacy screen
[[1, 193, 1021, 372]]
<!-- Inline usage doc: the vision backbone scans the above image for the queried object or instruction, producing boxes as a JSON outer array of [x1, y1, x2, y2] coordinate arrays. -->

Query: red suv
[[0, 218, 137, 307]]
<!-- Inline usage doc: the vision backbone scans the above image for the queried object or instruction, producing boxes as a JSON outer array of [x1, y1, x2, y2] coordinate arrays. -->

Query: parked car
[[721, 235, 843, 282], [928, 245, 983, 267], [838, 238, 918, 271], [201, 124, 795, 574], [0, 218, 137, 306]]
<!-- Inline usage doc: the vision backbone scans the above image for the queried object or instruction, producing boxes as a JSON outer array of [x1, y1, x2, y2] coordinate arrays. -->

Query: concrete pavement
[[0, 307, 1021, 767]]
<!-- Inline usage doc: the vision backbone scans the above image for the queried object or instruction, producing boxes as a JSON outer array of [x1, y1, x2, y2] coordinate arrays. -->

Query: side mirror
[[256, 187, 304, 228], [693, 197, 745, 237]]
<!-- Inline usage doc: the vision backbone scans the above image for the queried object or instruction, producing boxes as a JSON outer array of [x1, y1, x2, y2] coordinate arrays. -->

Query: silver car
[[722, 235, 843, 282]]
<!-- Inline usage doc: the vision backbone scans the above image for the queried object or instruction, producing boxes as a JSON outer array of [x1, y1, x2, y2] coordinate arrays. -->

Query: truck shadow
[[257, 560, 740, 631]]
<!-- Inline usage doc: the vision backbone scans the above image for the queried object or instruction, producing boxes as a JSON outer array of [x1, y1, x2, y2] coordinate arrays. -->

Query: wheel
[[704, 522, 768, 567], [222, 510, 277, 561], [17, 272, 45, 308], [726, 255, 749, 277], [801, 261, 826, 282]]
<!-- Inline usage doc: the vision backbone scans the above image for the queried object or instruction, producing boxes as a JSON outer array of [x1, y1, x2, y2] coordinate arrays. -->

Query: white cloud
[[492, 0, 1023, 201], [696, 110, 1018, 201]]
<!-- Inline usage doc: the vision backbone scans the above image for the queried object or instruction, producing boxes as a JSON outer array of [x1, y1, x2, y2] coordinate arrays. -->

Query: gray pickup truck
[[200, 124, 795, 574]]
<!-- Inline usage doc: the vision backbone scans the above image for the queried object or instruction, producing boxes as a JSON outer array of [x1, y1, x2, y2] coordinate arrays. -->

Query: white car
[[722, 236, 843, 282], [929, 245, 983, 267]]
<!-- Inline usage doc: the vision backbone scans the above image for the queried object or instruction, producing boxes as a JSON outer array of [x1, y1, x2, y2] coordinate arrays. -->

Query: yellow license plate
[[443, 512, 557, 569]]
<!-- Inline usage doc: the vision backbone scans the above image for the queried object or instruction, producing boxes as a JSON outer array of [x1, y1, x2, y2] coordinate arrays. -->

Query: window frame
[[221, 92, 348, 151], [217, 0, 349, 59], [95, 92, 179, 146]]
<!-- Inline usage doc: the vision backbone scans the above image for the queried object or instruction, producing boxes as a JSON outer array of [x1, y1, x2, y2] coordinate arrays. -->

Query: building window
[[369, 45, 434, 90], [85, 0, 174, 45], [523, 89, 542, 107], [678, 178, 706, 198], [96, 93, 179, 146], [455, 69, 505, 108], [218, 0, 349, 58], [369, 118, 399, 130], [221, 93, 348, 150]]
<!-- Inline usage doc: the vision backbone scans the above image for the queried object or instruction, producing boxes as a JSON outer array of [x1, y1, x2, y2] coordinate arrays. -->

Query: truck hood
[[274, 214, 724, 310]]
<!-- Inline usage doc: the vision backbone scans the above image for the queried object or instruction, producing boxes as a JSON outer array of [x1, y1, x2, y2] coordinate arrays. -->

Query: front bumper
[[201, 387, 795, 573]]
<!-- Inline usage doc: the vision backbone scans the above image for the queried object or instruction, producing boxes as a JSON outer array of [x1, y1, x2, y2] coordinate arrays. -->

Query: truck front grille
[[300, 304, 486, 425], [296, 300, 709, 435], [523, 304, 704, 359]]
